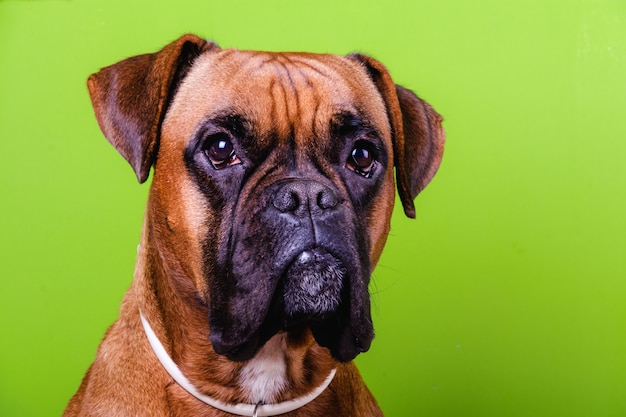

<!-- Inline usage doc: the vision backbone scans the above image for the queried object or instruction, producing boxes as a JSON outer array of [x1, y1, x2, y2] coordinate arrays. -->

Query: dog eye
[[346, 141, 377, 178], [202, 134, 241, 169]]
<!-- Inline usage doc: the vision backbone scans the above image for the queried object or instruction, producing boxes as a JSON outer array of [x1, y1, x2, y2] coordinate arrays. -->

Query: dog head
[[87, 34, 444, 363]]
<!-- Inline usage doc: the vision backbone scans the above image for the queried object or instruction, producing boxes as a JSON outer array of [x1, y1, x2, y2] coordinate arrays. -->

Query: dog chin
[[282, 248, 346, 319], [213, 248, 354, 362]]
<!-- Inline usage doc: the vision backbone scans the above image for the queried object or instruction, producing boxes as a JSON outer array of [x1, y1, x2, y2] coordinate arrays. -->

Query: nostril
[[317, 189, 337, 210], [289, 191, 300, 211], [273, 188, 300, 212]]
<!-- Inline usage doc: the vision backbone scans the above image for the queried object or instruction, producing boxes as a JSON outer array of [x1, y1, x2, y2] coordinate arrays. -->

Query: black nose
[[272, 180, 338, 215]]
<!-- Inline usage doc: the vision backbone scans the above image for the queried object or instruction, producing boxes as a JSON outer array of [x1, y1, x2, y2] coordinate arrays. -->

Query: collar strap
[[140, 311, 336, 416]]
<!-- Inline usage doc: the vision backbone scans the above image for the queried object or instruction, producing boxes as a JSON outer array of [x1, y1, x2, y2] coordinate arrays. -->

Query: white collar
[[140, 311, 336, 416]]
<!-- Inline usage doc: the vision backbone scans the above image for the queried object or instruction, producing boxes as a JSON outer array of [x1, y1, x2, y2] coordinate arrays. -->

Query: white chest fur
[[238, 334, 288, 404]]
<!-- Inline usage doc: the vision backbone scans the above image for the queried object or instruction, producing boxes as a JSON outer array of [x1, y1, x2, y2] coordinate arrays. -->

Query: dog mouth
[[281, 248, 346, 321], [281, 248, 372, 362], [210, 246, 370, 362]]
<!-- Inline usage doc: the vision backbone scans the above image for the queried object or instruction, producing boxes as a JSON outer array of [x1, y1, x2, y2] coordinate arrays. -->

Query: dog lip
[[288, 246, 337, 266], [289, 248, 328, 269], [297, 250, 314, 263]]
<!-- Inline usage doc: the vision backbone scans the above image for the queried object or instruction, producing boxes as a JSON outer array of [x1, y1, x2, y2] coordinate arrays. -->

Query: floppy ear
[[87, 34, 219, 183], [349, 54, 445, 218]]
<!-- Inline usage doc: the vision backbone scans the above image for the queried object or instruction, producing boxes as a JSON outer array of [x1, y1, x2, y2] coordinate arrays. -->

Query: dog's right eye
[[202, 134, 241, 169]]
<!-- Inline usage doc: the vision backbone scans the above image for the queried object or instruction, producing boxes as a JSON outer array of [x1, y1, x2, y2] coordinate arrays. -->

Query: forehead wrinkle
[[243, 56, 317, 173], [271, 57, 365, 172], [277, 57, 337, 139], [245, 55, 315, 146], [277, 59, 301, 136], [270, 65, 296, 143], [211, 52, 363, 138]]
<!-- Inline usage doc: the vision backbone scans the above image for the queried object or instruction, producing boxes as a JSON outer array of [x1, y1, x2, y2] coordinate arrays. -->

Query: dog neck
[[140, 311, 336, 416]]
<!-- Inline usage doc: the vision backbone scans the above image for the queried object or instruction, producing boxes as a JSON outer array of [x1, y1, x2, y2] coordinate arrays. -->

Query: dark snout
[[274, 180, 347, 318], [209, 177, 374, 363]]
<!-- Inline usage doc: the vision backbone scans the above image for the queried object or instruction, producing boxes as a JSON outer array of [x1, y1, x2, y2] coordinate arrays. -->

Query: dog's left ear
[[349, 54, 445, 218], [87, 34, 219, 183]]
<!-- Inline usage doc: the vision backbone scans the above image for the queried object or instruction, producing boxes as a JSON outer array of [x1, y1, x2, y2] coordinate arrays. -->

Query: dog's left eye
[[346, 141, 377, 178], [202, 134, 241, 169]]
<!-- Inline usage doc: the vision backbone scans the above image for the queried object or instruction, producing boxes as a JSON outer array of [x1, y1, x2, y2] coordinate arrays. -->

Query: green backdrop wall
[[1, 0, 625, 416]]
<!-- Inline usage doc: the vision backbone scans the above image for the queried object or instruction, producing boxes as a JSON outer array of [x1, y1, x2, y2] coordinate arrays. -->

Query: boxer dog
[[64, 34, 444, 416]]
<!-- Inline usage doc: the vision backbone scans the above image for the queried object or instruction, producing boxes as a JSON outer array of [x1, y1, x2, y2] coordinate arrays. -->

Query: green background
[[1, 0, 625, 416]]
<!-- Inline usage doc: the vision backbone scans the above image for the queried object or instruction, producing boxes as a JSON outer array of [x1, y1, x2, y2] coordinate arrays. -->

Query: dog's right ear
[[87, 35, 219, 183]]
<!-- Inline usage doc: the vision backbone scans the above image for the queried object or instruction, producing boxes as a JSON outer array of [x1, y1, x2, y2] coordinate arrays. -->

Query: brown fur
[[65, 34, 444, 416]]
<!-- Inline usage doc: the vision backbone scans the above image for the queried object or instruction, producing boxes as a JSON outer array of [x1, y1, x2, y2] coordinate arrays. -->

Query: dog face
[[162, 50, 396, 362], [87, 35, 444, 363]]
